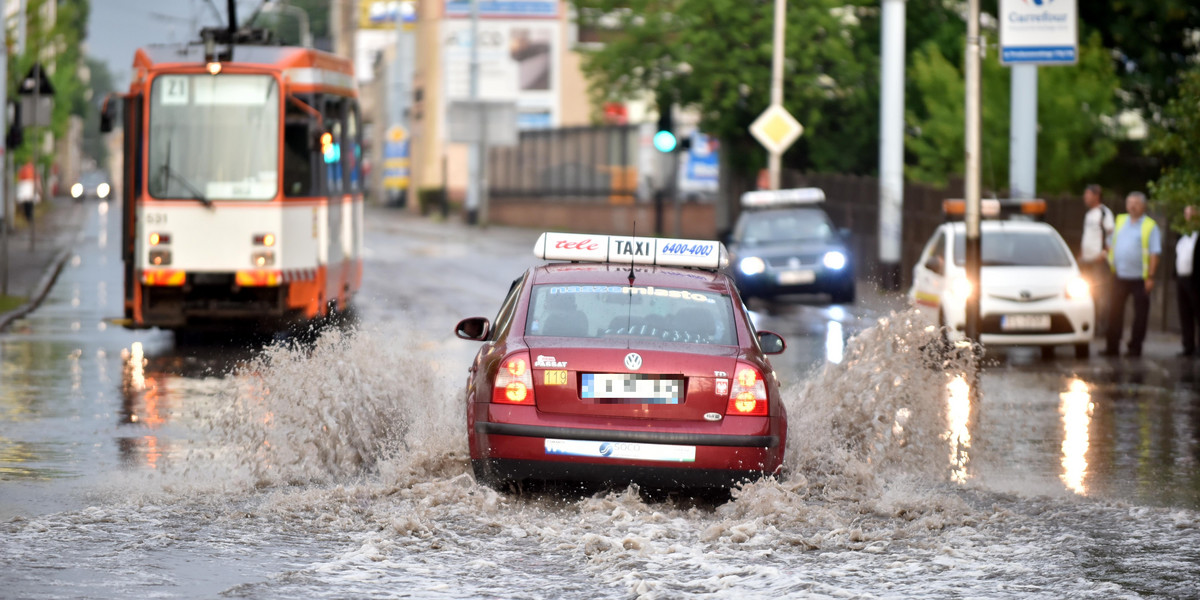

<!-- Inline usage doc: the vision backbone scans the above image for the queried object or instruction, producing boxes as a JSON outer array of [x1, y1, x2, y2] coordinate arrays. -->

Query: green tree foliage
[[1078, 0, 1200, 121], [905, 32, 1119, 195], [573, 0, 876, 178], [1147, 68, 1200, 234], [82, 57, 115, 170], [7, 0, 90, 168]]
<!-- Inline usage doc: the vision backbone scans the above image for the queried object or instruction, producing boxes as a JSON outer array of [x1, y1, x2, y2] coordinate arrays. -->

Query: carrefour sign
[[999, 0, 1077, 65]]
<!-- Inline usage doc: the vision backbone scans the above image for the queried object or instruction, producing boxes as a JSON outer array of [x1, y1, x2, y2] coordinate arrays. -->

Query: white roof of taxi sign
[[740, 187, 825, 208], [533, 232, 729, 270]]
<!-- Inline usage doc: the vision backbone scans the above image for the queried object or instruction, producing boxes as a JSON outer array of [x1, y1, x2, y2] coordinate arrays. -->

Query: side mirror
[[455, 317, 491, 341], [757, 330, 786, 355], [99, 95, 119, 133]]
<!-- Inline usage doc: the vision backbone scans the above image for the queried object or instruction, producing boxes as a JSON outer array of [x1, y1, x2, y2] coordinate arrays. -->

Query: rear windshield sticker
[[548, 285, 715, 304]]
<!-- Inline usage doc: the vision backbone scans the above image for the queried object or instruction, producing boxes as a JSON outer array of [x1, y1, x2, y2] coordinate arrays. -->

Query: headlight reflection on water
[[946, 374, 972, 484], [1059, 378, 1093, 495]]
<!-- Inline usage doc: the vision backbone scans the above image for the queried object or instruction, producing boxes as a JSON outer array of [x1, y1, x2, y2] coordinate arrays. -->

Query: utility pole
[[767, 0, 785, 191], [464, 0, 487, 225], [964, 0, 982, 342], [878, 0, 906, 291], [1, 0, 9, 296]]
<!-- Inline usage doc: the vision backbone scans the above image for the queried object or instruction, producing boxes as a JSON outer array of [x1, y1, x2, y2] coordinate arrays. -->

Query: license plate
[[778, 269, 815, 285], [544, 439, 696, 462], [581, 373, 682, 403], [1001, 314, 1051, 331]]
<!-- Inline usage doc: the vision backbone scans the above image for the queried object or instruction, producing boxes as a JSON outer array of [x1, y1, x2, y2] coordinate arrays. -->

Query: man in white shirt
[[1081, 184, 1114, 334], [1176, 205, 1200, 356]]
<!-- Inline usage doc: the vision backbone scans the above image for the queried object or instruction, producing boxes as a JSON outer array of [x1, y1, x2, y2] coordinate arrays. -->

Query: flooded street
[[2, 203, 1199, 598]]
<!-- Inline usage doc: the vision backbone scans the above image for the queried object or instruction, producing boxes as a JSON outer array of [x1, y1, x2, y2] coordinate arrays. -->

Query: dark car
[[726, 188, 855, 304], [455, 232, 788, 491], [71, 171, 111, 200]]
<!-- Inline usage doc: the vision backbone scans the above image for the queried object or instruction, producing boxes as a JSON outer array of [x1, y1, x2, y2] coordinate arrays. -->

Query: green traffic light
[[653, 130, 677, 152]]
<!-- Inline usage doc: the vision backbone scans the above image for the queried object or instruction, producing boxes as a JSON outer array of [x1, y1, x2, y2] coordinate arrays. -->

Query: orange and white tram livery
[[107, 38, 363, 331]]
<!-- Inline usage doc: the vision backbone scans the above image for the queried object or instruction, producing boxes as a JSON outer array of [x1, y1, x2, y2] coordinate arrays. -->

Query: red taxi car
[[455, 232, 788, 490]]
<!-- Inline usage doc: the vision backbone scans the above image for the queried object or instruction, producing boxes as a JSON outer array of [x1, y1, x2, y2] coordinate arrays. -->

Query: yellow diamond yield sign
[[749, 104, 804, 154]]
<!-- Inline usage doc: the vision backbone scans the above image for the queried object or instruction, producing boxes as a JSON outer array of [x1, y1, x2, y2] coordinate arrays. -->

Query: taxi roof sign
[[534, 233, 728, 270], [740, 187, 825, 208]]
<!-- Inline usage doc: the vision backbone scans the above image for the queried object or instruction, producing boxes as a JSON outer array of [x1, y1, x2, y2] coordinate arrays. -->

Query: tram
[[102, 4, 363, 332]]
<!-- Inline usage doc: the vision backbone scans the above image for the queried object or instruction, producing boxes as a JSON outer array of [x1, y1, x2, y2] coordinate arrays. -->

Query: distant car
[[71, 171, 111, 200], [726, 188, 855, 304], [455, 232, 788, 491], [908, 199, 1094, 359]]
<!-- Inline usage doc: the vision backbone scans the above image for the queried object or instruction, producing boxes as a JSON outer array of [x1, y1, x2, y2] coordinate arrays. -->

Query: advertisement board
[[440, 19, 558, 132], [999, 0, 1078, 65]]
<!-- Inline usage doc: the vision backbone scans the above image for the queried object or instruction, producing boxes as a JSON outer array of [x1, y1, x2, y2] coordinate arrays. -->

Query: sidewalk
[[0, 196, 88, 331]]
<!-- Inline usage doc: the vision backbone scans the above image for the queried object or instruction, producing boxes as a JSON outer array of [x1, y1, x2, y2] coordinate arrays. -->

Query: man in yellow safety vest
[[1104, 191, 1161, 357]]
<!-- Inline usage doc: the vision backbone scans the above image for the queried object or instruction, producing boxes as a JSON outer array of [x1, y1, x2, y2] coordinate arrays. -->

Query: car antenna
[[626, 222, 636, 348], [628, 221, 637, 285]]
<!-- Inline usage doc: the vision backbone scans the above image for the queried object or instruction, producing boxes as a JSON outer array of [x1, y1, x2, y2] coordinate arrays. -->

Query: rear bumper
[[471, 416, 785, 488], [476, 457, 775, 489]]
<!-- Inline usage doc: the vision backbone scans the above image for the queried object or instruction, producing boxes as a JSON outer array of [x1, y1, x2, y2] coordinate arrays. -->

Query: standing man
[[1176, 205, 1200, 356], [1104, 191, 1161, 358], [1080, 184, 1114, 335]]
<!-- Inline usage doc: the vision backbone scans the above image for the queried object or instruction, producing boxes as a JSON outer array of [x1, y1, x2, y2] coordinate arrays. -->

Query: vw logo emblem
[[788, 257, 800, 268], [599, 442, 614, 457], [624, 352, 643, 370], [1020, 290, 1031, 300]]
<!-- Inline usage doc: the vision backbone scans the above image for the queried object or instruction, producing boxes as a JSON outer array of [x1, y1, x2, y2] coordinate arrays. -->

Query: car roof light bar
[[740, 187, 826, 208], [533, 232, 729, 270], [942, 198, 1045, 221]]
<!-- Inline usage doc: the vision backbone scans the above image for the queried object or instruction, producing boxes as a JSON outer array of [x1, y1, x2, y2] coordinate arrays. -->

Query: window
[[525, 284, 737, 345], [148, 74, 279, 201]]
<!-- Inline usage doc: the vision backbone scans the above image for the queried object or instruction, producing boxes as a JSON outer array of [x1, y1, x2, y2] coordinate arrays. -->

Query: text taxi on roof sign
[[725, 187, 856, 305], [454, 231, 788, 493]]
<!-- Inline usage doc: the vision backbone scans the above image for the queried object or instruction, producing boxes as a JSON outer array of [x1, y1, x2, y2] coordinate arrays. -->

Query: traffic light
[[653, 103, 676, 153]]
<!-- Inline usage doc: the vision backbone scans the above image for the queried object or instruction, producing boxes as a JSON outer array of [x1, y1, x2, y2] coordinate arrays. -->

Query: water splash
[[198, 323, 468, 490]]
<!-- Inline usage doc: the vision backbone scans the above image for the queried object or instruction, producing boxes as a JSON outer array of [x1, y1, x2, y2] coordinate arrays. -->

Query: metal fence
[[488, 125, 639, 203]]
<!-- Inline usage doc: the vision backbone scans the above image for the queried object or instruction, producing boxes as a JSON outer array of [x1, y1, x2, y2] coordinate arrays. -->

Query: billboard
[[440, 20, 559, 132], [999, 0, 1078, 65]]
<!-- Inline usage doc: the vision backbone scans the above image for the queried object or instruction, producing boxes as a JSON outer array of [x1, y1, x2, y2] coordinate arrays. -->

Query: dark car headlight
[[739, 256, 766, 275], [823, 251, 847, 270]]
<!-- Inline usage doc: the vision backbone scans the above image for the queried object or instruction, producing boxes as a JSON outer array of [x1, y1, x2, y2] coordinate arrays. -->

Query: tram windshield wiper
[[158, 137, 213, 208]]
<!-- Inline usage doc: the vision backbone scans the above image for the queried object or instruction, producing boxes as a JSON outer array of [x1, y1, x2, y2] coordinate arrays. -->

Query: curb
[[0, 245, 74, 332]]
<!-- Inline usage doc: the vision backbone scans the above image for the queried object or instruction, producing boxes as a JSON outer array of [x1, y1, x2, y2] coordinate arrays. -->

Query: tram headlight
[[149, 232, 170, 246], [252, 250, 275, 267], [253, 233, 276, 247]]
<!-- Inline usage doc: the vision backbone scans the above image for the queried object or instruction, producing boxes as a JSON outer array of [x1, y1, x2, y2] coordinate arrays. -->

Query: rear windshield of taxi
[[525, 284, 737, 345], [953, 230, 1072, 267]]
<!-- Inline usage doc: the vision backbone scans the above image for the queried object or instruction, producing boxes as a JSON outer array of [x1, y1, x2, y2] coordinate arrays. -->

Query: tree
[[1147, 68, 1200, 234], [905, 32, 1119, 195], [1078, 1, 1200, 122], [573, 0, 877, 181]]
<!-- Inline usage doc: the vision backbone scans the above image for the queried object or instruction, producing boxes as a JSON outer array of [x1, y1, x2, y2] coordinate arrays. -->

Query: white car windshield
[[954, 230, 1073, 267]]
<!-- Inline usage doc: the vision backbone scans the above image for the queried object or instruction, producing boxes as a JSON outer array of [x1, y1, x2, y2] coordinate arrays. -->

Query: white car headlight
[[740, 256, 766, 276], [823, 251, 847, 270], [71, 183, 83, 198], [97, 183, 110, 198], [950, 276, 974, 299], [1065, 276, 1090, 299]]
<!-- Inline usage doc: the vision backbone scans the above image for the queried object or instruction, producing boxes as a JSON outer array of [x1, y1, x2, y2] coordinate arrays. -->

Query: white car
[[909, 219, 1094, 358]]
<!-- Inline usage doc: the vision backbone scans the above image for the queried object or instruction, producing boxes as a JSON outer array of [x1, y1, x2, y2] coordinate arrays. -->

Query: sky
[[87, 0, 262, 87]]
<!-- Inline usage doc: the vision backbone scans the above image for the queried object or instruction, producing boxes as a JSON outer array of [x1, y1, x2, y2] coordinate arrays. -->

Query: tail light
[[726, 363, 768, 416], [493, 352, 535, 405]]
